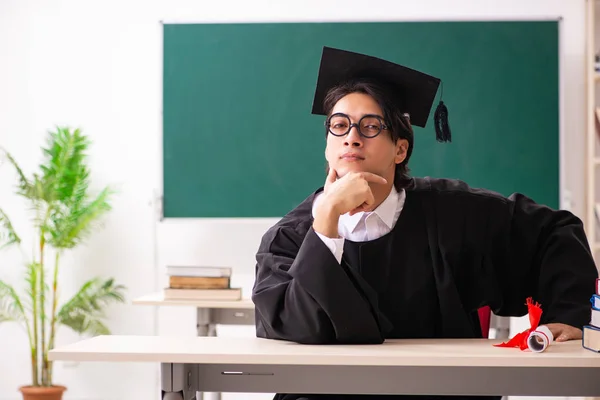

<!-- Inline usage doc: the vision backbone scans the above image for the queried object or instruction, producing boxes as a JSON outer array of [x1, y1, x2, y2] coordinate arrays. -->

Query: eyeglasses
[[325, 113, 390, 138]]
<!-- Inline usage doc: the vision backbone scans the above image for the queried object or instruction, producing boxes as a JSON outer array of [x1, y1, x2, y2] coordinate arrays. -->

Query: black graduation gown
[[251, 177, 598, 400]]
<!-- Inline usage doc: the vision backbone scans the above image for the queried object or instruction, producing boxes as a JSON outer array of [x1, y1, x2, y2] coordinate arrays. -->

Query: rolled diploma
[[527, 325, 554, 352]]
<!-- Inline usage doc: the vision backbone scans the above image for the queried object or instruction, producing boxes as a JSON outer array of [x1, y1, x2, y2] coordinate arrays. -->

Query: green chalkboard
[[162, 21, 559, 218]]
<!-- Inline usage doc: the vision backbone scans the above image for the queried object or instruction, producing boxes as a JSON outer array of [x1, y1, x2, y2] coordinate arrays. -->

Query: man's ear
[[395, 139, 408, 164]]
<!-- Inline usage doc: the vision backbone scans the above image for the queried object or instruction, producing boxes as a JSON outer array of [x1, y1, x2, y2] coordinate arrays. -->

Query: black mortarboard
[[311, 46, 451, 142]]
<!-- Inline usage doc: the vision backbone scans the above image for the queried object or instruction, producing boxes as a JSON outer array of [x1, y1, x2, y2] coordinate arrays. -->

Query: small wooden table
[[133, 292, 255, 336], [48, 335, 600, 400], [133, 292, 255, 399]]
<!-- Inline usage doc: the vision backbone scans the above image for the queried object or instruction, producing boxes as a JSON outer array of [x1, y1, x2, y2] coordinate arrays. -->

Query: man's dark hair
[[322, 78, 414, 191]]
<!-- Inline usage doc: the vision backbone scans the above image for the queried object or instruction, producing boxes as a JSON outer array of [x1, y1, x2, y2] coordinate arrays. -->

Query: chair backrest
[[478, 306, 491, 339]]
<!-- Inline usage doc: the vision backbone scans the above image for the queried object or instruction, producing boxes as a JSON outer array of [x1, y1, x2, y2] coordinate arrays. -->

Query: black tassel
[[434, 100, 451, 143]]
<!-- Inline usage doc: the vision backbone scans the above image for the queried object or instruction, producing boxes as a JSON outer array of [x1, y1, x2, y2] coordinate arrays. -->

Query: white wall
[[0, 0, 588, 399]]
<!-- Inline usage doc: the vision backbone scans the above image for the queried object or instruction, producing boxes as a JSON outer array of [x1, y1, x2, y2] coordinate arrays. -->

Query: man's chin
[[336, 165, 370, 177]]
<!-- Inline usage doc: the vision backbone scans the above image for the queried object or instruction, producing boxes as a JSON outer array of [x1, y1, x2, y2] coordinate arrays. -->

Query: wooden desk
[[133, 292, 255, 336], [49, 335, 600, 400]]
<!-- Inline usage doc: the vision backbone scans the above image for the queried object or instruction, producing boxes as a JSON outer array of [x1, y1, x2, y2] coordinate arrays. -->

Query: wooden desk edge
[[47, 336, 600, 368], [132, 292, 255, 309]]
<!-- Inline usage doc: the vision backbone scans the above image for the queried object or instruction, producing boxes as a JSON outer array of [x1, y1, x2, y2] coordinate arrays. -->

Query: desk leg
[[491, 314, 510, 400], [161, 363, 197, 400], [196, 309, 219, 400], [196, 308, 216, 337]]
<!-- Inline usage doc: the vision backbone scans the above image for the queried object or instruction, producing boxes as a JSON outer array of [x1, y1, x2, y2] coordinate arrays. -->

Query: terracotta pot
[[19, 385, 66, 400]]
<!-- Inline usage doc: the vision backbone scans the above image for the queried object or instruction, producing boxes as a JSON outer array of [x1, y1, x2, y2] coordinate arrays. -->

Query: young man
[[251, 47, 598, 400]]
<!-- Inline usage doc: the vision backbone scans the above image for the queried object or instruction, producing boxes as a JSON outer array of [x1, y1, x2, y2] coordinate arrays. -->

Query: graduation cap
[[311, 46, 451, 142]]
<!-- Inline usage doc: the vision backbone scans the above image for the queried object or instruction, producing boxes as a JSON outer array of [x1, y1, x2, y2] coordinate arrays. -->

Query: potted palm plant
[[0, 127, 127, 400]]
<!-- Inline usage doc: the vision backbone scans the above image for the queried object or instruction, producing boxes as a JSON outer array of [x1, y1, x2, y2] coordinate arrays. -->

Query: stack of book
[[583, 278, 600, 352], [163, 266, 242, 301]]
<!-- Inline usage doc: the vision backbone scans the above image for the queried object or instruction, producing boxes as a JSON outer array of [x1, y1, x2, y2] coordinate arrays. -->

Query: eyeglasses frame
[[324, 112, 390, 138]]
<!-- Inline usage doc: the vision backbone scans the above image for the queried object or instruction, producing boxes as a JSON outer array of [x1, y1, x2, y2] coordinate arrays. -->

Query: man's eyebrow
[[357, 113, 386, 121], [334, 112, 386, 120]]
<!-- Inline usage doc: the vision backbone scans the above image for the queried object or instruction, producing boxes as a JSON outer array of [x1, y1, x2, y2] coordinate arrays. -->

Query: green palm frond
[[31, 173, 50, 203], [47, 187, 113, 249], [33, 127, 113, 249], [0, 280, 27, 323], [57, 277, 126, 336], [25, 262, 41, 316], [40, 127, 90, 203], [0, 208, 21, 249], [0, 147, 35, 199], [23, 262, 49, 314]]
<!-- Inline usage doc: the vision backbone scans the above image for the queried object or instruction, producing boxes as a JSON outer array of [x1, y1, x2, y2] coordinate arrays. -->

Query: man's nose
[[344, 125, 363, 147]]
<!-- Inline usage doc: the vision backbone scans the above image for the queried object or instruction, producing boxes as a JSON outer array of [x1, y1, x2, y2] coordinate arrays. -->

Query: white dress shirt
[[311, 186, 406, 264]]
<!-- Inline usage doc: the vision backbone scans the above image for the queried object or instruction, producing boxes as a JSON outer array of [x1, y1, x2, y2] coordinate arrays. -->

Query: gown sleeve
[[251, 222, 385, 344], [440, 183, 598, 328], [500, 192, 597, 327]]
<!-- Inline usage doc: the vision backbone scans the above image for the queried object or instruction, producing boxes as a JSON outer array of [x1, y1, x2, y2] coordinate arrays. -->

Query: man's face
[[324, 92, 408, 180]]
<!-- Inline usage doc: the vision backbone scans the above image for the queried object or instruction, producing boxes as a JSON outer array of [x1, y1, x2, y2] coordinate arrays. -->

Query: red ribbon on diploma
[[493, 297, 542, 350]]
